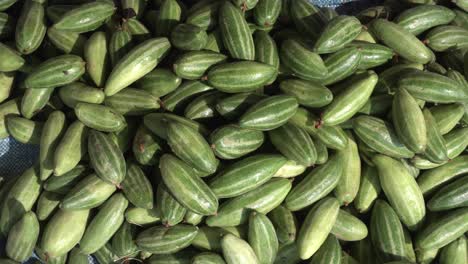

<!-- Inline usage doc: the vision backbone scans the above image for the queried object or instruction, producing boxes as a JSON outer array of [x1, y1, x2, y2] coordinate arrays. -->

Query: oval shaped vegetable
[[167, 121, 218, 174], [105, 88, 160, 116], [160, 154, 218, 215], [84, 31, 109, 87], [210, 124, 264, 160], [88, 129, 126, 185], [6, 212, 39, 262], [219, 1, 255, 60], [6, 115, 42, 144], [79, 193, 128, 254], [425, 25, 468, 52], [136, 224, 199, 254], [59, 82, 105, 108], [248, 212, 278, 264], [15, 1, 46, 54], [415, 208, 468, 250], [297, 197, 340, 260], [222, 234, 259, 264], [269, 123, 317, 166], [122, 162, 154, 209], [24, 55, 85, 89], [313, 15, 362, 54], [239, 95, 298, 131], [209, 154, 286, 198], [104, 38, 171, 96], [392, 88, 427, 153], [136, 68, 181, 97], [41, 209, 90, 258], [279, 79, 333, 108], [322, 70, 377, 126], [373, 155, 425, 230], [0, 42, 24, 72], [207, 61, 277, 93], [36, 191, 61, 221], [310, 235, 342, 264], [422, 108, 448, 163], [174, 50, 227, 80], [157, 183, 187, 227], [334, 133, 361, 205], [206, 178, 292, 227], [427, 175, 468, 211], [331, 209, 368, 241], [39, 111, 67, 180], [353, 115, 415, 159], [398, 70, 468, 103], [53, 1, 115, 33], [53, 121, 88, 176], [370, 200, 407, 263], [171, 23, 208, 51], [368, 19, 433, 64], [322, 46, 361, 85], [395, 5, 456, 35], [75, 103, 126, 132], [61, 173, 116, 210], [280, 39, 327, 81]]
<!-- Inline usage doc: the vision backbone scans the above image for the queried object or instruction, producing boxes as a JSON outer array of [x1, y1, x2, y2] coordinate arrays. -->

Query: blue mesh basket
[[0, 0, 383, 262]]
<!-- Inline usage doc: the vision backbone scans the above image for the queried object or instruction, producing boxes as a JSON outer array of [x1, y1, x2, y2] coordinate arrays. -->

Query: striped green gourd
[[24, 55, 85, 88], [111, 222, 139, 259], [268, 205, 297, 244], [75, 103, 126, 132], [210, 124, 264, 160], [269, 123, 317, 166], [310, 235, 342, 264], [84, 31, 109, 87], [105, 88, 160, 116], [136, 224, 199, 254], [167, 121, 218, 173], [79, 193, 129, 254], [280, 38, 327, 82], [206, 61, 276, 93], [125, 207, 160, 226], [222, 234, 259, 264], [163, 80, 214, 112], [60, 173, 116, 210], [427, 175, 468, 211], [171, 23, 208, 51], [104, 38, 171, 96], [53, 1, 116, 33], [206, 178, 292, 227], [394, 5, 456, 35], [6, 116, 42, 144], [297, 197, 340, 260], [58, 82, 105, 108], [370, 200, 408, 262], [373, 155, 425, 230], [43, 165, 87, 194], [248, 212, 278, 264], [279, 79, 333, 108], [135, 68, 182, 97], [47, 27, 87, 55], [219, 1, 255, 60], [155, 0, 182, 37], [368, 19, 433, 64], [239, 95, 298, 131], [39, 111, 67, 180], [331, 209, 368, 241], [416, 208, 468, 250], [88, 130, 126, 185], [121, 162, 154, 209], [173, 50, 227, 80], [334, 133, 361, 205], [157, 182, 187, 226], [21, 87, 54, 119], [53, 121, 88, 176], [15, 1, 46, 54], [425, 25, 468, 52], [36, 191, 62, 221], [313, 15, 362, 54], [209, 154, 287, 198], [160, 154, 218, 215], [5, 212, 39, 262]]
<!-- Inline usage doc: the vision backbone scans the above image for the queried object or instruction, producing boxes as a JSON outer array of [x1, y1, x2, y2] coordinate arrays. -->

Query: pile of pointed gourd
[[0, 0, 467, 263]]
